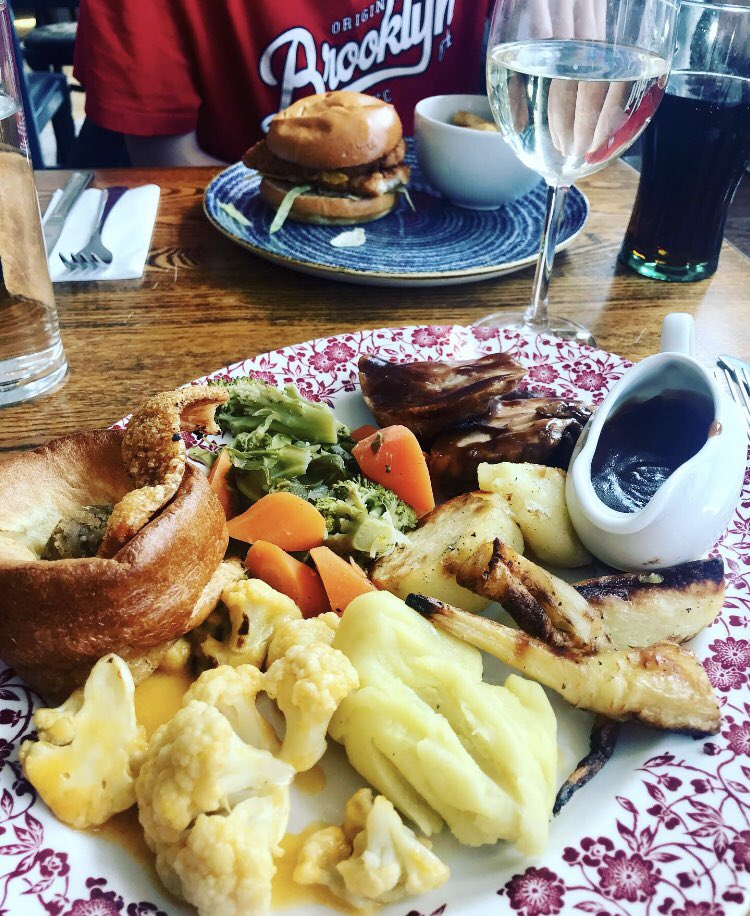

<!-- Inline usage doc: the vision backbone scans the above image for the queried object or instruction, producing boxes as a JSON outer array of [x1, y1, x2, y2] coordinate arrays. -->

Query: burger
[[244, 91, 410, 226]]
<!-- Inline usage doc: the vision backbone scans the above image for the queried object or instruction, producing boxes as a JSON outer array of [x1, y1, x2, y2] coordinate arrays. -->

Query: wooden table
[[1, 160, 748, 459]]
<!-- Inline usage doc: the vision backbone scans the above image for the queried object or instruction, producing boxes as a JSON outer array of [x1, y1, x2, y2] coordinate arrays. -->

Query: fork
[[59, 186, 129, 270], [717, 354, 750, 427]]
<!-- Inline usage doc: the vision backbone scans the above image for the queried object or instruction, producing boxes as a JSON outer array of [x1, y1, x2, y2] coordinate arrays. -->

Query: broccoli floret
[[314, 478, 417, 560], [208, 378, 357, 503], [227, 432, 356, 504], [212, 378, 346, 445]]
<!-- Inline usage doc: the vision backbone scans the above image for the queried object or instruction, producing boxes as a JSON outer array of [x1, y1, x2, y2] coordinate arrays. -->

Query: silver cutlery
[[43, 170, 93, 255], [717, 354, 750, 427], [59, 186, 129, 271]]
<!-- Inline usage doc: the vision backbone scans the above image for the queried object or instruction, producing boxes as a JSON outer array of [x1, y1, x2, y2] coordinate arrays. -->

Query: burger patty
[[243, 139, 409, 198]]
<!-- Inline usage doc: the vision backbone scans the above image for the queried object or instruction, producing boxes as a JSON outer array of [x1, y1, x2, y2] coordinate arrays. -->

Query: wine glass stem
[[524, 182, 570, 330]]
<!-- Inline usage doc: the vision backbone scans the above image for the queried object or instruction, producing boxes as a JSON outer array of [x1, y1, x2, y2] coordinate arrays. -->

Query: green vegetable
[[218, 202, 251, 226], [269, 185, 312, 234], [228, 432, 355, 504], [214, 377, 343, 444], [210, 377, 355, 503], [209, 378, 416, 559], [314, 477, 417, 559], [187, 446, 217, 469]]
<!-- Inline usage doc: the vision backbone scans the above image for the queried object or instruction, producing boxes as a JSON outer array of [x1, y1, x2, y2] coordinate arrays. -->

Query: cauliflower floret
[[136, 700, 294, 913], [266, 612, 340, 667], [201, 578, 302, 669], [294, 826, 352, 894], [136, 700, 292, 848], [171, 793, 289, 916], [264, 642, 359, 772], [19, 654, 147, 829], [295, 788, 449, 907], [183, 665, 279, 753]]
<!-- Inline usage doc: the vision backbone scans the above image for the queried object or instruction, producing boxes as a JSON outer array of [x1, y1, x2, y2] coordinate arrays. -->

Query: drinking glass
[[475, 0, 679, 344], [620, 1, 750, 282], [0, 0, 67, 406]]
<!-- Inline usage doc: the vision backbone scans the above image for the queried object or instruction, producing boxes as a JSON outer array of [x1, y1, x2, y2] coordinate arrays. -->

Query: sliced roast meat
[[429, 397, 593, 496], [358, 352, 527, 443]]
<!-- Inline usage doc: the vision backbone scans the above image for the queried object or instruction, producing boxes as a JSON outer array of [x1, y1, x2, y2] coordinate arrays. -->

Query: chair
[[23, 20, 77, 73], [22, 1, 78, 74], [31, 1, 78, 25], [8, 2, 75, 167]]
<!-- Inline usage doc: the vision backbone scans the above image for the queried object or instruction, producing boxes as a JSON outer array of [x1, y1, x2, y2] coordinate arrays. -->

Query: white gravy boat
[[566, 313, 746, 570]]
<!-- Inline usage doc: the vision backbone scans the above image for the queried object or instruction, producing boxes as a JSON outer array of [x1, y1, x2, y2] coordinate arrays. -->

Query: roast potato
[[370, 492, 523, 613], [477, 462, 591, 567]]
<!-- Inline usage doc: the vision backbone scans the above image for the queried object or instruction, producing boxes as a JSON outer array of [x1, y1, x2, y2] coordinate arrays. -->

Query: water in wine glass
[[488, 39, 669, 185]]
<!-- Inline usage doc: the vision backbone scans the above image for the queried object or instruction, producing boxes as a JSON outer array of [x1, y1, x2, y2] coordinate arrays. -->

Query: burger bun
[[267, 91, 403, 170]]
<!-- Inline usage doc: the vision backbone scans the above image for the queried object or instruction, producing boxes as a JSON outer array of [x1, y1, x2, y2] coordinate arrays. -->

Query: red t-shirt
[[74, 0, 490, 162]]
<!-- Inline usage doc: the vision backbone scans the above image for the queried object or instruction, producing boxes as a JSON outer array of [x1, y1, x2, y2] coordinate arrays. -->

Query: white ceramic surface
[[414, 94, 540, 209], [566, 314, 747, 570]]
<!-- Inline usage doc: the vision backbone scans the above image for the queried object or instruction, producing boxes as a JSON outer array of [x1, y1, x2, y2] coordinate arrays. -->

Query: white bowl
[[414, 94, 539, 210]]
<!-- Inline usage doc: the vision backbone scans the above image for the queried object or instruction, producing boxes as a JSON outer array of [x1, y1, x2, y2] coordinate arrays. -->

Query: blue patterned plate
[[203, 143, 589, 287]]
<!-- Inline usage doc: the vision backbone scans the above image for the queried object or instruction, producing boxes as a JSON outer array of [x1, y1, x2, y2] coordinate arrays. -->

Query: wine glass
[[475, 0, 679, 344]]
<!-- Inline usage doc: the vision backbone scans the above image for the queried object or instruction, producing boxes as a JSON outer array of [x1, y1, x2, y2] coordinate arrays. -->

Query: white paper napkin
[[43, 185, 160, 282]]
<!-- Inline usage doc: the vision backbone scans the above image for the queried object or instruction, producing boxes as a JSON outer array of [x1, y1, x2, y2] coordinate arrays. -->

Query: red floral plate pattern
[[2, 325, 749, 916]]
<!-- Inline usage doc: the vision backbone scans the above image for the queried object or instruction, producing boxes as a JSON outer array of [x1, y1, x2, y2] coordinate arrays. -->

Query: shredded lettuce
[[269, 184, 312, 234], [399, 187, 417, 212], [330, 227, 366, 248], [218, 202, 251, 226]]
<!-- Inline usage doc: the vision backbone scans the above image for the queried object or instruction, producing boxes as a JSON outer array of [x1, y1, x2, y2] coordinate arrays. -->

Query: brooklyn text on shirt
[[259, 0, 457, 130]]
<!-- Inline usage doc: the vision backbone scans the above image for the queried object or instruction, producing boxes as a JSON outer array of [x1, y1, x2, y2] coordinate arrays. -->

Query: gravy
[[591, 390, 713, 513]]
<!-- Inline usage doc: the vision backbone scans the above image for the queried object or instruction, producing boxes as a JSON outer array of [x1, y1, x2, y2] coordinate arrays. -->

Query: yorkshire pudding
[[0, 406, 229, 702]]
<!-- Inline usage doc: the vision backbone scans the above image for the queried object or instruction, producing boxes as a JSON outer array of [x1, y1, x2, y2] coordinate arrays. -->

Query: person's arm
[[125, 131, 227, 167], [75, 0, 205, 165]]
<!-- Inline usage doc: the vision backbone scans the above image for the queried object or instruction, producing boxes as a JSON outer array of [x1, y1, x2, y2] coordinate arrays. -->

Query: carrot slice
[[310, 546, 378, 615], [351, 423, 379, 442], [227, 492, 326, 551], [352, 425, 435, 517], [207, 448, 235, 520], [245, 541, 329, 618]]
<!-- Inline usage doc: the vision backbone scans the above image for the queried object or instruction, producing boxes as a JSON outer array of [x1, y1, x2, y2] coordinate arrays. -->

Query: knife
[[43, 170, 94, 255]]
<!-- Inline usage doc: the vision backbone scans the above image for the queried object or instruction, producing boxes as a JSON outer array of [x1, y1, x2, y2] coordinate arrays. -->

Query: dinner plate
[[4, 325, 749, 916], [203, 145, 589, 287]]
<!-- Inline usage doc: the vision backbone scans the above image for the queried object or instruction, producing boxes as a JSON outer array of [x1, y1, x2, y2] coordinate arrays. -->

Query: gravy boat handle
[[661, 312, 695, 356]]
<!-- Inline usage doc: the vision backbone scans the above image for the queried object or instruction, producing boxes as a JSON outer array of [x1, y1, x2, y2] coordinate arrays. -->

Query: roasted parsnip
[[405, 594, 721, 736], [448, 540, 610, 650], [552, 717, 621, 815]]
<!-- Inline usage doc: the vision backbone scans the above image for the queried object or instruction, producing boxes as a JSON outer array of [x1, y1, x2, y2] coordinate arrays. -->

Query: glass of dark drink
[[620, 0, 750, 282]]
